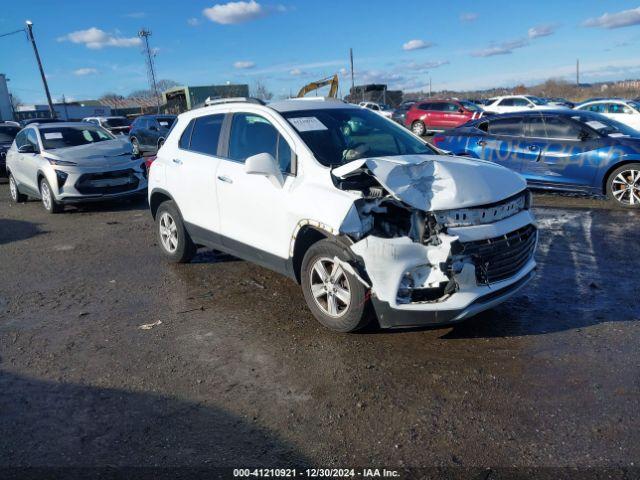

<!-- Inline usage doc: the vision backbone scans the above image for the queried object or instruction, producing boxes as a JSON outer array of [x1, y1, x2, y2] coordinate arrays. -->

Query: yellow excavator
[[296, 74, 339, 98]]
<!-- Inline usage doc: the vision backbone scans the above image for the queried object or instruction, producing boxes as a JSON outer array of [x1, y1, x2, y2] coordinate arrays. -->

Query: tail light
[[432, 135, 445, 147]]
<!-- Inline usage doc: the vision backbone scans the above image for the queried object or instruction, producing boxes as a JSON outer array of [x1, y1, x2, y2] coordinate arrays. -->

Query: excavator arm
[[296, 74, 339, 98]]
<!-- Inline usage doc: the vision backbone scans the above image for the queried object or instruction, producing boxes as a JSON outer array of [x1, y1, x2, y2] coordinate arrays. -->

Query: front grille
[[433, 190, 529, 228], [75, 169, 139, 195], [452, 224, 537, 284]]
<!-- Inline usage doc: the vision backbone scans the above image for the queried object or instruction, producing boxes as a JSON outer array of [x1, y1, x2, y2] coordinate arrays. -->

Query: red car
[[404, 99, 486, 136]]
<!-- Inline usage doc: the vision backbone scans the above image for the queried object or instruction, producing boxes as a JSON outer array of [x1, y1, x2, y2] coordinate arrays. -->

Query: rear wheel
[[606, 163, 640, 208], [156, 201, 196, 263], [8, 174, 27, 203], [39, 178, 61, 214], [411, 121, 426, 136], [301, 239, 371, 333]]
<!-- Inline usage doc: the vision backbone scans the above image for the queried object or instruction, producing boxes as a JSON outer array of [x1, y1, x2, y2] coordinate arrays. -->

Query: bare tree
[[252, 80, 273, 101]]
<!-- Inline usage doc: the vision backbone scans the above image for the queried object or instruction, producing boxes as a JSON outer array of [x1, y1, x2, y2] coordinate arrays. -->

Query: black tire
[[301, 239, 371, 333], [39, 178, 62, 214], [156, 200, 196, 263], [411, 120, 426, 136], [131, 137, 141, 156], [8, 174, 27, 203], [606, 163, 640, 208]]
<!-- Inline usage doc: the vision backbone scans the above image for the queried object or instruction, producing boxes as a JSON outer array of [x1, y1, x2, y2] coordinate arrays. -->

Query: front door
[[215, 112, 297, 273], [478, 116, 525, 173]]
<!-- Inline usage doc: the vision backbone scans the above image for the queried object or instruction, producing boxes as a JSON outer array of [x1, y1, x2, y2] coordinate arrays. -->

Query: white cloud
[[528, 24, 557, 39], [460, 12, 478, 22], [203, 0, 270, 24], [58, 27, 141, 49], [402, 39, 433, 51], [405, 60, 449, 71], [583, 7, 640, 29], [124, 12, 146, 18], [73, 68, 98, 76], [187, 17, 201, 26], [234, 61, 255, 69], [289, 68, 303, 75], [471, 38, 529, 57]]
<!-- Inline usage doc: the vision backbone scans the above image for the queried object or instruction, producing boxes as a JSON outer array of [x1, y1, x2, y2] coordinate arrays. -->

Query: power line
[[0, 28, 26, 39]]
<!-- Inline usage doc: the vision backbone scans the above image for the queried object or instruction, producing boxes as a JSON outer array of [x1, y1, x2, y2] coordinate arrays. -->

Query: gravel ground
[[0, 179, 638, 472]]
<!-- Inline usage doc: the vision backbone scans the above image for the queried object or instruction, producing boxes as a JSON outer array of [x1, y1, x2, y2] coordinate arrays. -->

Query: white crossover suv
[[6, 122, 147, 213], [484, 95, 566, 114], [148, 98, 537, 332]]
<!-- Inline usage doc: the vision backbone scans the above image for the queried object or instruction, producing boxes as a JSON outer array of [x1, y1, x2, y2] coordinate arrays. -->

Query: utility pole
[[25, 20, 55, 118], [349, 48, 355, 93], [429, 76, 432, 97], [139, 28, 160, 114]]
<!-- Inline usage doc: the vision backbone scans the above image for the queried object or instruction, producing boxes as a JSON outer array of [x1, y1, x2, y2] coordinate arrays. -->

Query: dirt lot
[[0, 179, 639, 471]]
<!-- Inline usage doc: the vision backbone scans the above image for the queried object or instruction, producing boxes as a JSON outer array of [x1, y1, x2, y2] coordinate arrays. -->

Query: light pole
[[25, 20, 55, 118]]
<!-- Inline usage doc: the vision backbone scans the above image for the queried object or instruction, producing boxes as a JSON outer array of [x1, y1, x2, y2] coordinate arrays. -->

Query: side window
[[513, 98, 531, 107], [419, 103, 432, 111], [487, 117, 523, 136], [228, 113, 293, 174], [444, 103, 460, 112], [543, 117, 580, 140], [188, 114, 224, 155], [476, 121, 489, 132], [26, 129, 39, 149], [178, 119, 195, 149], [607, 103, 631, 114], [15, 130, 27, 148], [499, 98, 514, 107], [524, 116, 547, 138]]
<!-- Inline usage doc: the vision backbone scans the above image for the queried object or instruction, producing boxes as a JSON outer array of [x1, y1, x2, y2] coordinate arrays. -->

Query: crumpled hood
[[44, 139, 134, 167], [332, 154, 527, 211]]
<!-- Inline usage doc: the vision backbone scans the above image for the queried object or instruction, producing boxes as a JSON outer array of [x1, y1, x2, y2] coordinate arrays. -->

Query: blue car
[[432, 110, 640, 207]]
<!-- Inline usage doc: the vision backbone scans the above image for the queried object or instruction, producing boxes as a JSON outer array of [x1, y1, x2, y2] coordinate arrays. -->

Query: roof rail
[[204, 96, 266, 106]]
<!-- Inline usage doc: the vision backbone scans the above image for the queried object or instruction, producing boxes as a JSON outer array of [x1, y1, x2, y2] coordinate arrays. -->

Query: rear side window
[[543, 117, 581, 140], [488, 117, 523, 136], [512, 98, 531, 107], [498, 98, 514, 107], [418, 103, 432, 111], [524, 116, 547, 137], [187, 114, 224, 155], [178, 120, 195, 149]]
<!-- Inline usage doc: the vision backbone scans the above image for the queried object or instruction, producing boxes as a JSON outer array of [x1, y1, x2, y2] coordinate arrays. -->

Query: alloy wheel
[[309, 257, 352, 318], [412, 122, 425, 136], [40, 181, 52, 211], [9, 176, 18, 201], [611, 168, 640, 206], [159, 212, 178, 253]]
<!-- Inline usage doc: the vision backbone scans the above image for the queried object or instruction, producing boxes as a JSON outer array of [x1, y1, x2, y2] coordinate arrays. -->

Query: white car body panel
[[576, 100, 640, 132], [484, 95, 567, 114]]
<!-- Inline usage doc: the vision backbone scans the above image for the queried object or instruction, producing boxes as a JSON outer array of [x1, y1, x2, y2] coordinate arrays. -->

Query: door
[[477, 116, 525, 173], [215, 112, 296, 270], [167, 114, 225, 235], [12, 128, 42, 192], [520, 115, 600, 188], [441, 102, 468, 128], [145, 119, 160, 148]]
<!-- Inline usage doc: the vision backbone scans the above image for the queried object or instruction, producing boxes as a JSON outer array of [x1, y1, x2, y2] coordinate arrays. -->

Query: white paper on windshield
[[289, 117, 327, 132], [608, 133, 629, 138], [43, 132, 63, 140], [158, 121, 169, 127], [585, 120, 607, 130]]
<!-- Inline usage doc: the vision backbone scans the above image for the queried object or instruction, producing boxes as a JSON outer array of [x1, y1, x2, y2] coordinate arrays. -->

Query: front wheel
[[411, 121, 426, 136], [156, 200, 196, 263], [606, 163, 640, 207], [9, 174, 27, 203], [301, 239, 371, 333], [39, 178, 61, 214]]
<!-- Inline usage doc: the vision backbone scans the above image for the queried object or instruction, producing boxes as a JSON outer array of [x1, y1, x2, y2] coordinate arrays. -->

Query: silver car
[[6, 122, 147, 213]]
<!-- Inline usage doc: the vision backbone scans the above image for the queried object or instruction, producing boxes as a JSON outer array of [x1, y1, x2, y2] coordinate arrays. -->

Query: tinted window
[[607, 103, 631, 114], [543, 117, 581, 140], [443, 103, 460, 112], [15, 130, 28, 148], [103, 118, 130, 128], [488, 117, 523, 136], [188, 114, 224, 155], [584, 104, 605, 113], [26, 129, 39, 149], [157, 117, 176, 129], [498, 98, 514, 107], [524, 116, 547, 137], [429, 103, 447, 111], [0, 125, 20, 143], [277, 135, 293, 174], [513, 98, 531, 107], [179, 119, 195, 149], [418, 103, 432, 111], [229, 113, 278, 163]]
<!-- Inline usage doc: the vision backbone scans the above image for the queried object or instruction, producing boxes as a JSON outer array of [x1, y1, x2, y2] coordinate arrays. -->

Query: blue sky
[[2, 0, 640, 103]]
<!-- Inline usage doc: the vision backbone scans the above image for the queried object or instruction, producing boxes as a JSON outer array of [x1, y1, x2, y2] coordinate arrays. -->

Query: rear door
[[215, 111, 297, 269], [520, 114, 601, 188], [167, 114, 225, 235], [441, 102, 469, 128], [477, 116, 526, 172], [15, 128, 42, 192]]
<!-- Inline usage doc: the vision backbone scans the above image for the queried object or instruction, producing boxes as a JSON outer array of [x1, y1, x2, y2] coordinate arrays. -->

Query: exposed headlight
[[46, 157, 77, 166]]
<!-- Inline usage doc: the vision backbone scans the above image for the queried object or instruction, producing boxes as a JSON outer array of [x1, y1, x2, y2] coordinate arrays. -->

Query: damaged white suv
[[149, 98, 537, 332]]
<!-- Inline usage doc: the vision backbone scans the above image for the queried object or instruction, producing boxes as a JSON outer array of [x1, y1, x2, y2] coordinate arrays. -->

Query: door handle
[[172, 158, 183, 165], [477, 140, 486, 147], [217, 175, 233, 184], [528, 145, 538, 151]]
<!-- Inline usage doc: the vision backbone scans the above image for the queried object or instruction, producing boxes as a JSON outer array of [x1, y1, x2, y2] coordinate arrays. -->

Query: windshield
[[40, 126, 115, 150], [526, 96, 548, 105], [103, 117, 130, 128], [460, 101, 482, 112], [628, 101, 640, 111], [569, 112, 639, 137], [283, 108, 437, 167], [0, 126, 20, 143]]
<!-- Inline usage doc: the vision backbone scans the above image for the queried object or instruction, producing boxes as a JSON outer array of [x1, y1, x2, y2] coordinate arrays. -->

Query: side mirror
[[245, 152, 284, 188], [528, 104, 535, 108], [18, 144, 37, 154]]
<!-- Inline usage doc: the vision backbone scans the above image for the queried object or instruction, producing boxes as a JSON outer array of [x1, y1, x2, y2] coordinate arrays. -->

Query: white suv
[[149, 98, 537, 332], [484, 95, 565, 114]]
